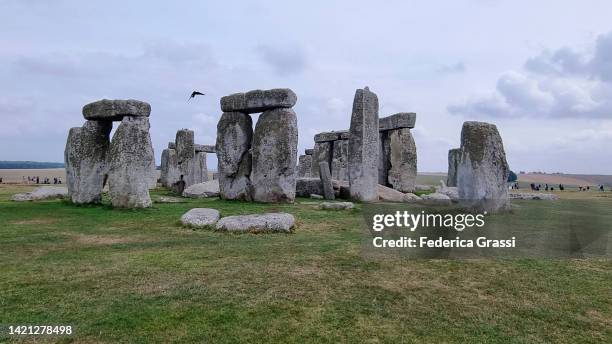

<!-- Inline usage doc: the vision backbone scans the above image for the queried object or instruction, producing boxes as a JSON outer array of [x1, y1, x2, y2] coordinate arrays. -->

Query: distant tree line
[[0, 161, 65, 169]]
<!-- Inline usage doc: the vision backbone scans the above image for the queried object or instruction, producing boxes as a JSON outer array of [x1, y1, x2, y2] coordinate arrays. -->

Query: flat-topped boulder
[[215, 213, 295, 233], [181, 208, 221, 228], [319, 201, 354, 210], [379, 112, 416, 131], [83, 99, 151, 121], [220, 88, 297, 114], [182, 180, 220, 198], [314, 131, 347, 142], [12, 186, 68, 202], [194, 144, 216, 153], [304, 149, 314, 155]]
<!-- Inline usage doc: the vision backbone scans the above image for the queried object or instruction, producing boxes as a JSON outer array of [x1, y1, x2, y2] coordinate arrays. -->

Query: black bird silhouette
[[188, 91, 205, 101]]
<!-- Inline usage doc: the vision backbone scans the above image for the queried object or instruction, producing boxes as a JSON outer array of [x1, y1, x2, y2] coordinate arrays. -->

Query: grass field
[[1, 184, 611, 343]]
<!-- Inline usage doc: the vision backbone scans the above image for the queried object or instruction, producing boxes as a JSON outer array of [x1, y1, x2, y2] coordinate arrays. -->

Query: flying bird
[[188, 91, 206, 101]]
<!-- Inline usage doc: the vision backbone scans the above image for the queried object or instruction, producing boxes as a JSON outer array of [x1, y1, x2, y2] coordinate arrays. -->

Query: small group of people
[[529, 183, 564, 191], [21, 176, 62, 185]]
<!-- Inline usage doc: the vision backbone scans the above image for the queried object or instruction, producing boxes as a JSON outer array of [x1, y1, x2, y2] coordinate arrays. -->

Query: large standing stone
[[221, 88, 297, 114], [447, 148, 460, 187], [331, 139, 349, 181], [82, 99, 151, 121], [387, 128, 417, 193], [175, 129, 195, 163], [64, 120, 112, 204], [348, 87, 379, 202], [318, 161, 335, 200], [160, 149, 180, 187], [457, 121, 510, 213], [310, 141, 332, 179], [107, 116, 155, 208], [298, 154, 313, 178], [378, 131, 390, 185], [251, 108, 298, 203], [216, 112, 253, 201]]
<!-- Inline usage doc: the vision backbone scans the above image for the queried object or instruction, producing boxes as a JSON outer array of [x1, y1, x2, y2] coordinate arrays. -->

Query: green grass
[[0, 185, 611, 343]]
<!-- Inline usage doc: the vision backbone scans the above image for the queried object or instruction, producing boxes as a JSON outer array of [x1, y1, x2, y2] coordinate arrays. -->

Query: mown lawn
[[0, 185, 610, 343]]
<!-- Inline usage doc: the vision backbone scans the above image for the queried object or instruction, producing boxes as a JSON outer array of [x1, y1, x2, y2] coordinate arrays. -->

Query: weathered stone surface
[[215, 213, 295, 233], [314, 131, 346, 142], [415, 184, 434, 192], [153, 196, 185, 203], [509, 192, 558, 201], [168, 142, 176, 149], [216, 112, 253, 201], [378, 131, 390, 185], [377, 184, 405, 203], [348, 87, 379, 202], [195, 144, 216, 153], [310, 141, 332, 179], [296, 178, 324, 197], [251, 108, 298, 203], [11, 186, 68, 202], [310, 194, 324, 199], [107, 116, 155, 208], [387, 128, 417, 193], [421, 192, 452, 205], [182, 180, 220, 198], [83, 99, 151, 121], [318, 161, 335, 200], [298, 155, 313, 178], [220, 88, 297, 114], [331, 139, 349, 181], [175, 129, 195, 162], [160, 149, 180, 187], [319, 201, 354, 210], [435, 181, 459, 200], [180, 208, 220, 228], [64, 120, 112, 204], [379, 112, 416, 131], [304, 149, 314, 155], [339, 131, 350, 139], [402, 193, 422, 202], [447, 148, 460, 187], [457, 121, 510, 213]]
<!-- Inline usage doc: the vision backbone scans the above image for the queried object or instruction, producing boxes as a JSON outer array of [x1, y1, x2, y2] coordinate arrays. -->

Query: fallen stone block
[[182, 180, 220, 198], [319, 201, 354, 210], [181, 208, 221, 228], [11, 186, 68, 202], [215, 213, 295, 233]]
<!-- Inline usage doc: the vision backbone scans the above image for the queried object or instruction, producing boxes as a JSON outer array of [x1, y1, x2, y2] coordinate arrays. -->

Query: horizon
[[1, 1, 612, 174]]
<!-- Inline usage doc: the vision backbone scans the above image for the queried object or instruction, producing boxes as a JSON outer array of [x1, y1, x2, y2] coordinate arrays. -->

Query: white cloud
[[449, 31, 612, 119]]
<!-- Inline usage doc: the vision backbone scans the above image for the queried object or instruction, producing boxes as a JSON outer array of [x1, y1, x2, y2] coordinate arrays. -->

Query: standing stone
[[447, 148, 460, 187], [175, 129, 195, 163], [251, 108, 298, 203], [378, 131, 390, 185], [387, 128, 417, 192], [311, 141, 332, 179], [107, 116, 155, 208], [331, 139, 349, 181], [216, 112, 253, 201], [457, 121, 510, 213], [160, 148, 170, 186], [196, 151, 208, 182], [298, 154, 313, 178], [318, 161, 335, 200], [64, 120, 112, 204], [348, 87, 379, 202]]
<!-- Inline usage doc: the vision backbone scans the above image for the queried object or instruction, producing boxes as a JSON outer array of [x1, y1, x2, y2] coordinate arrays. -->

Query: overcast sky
[[1, 0, 611, 174]]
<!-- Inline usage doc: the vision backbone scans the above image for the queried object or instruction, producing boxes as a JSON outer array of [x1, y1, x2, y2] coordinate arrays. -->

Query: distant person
[[36, 176, 39, 184], [550, 187, 554, 191], [587, 186, 590, 191], [545, 184, 549, 191], [58, 178, 62, 184], [600, 185, 604, 192], [0, 177, 2, 183]]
